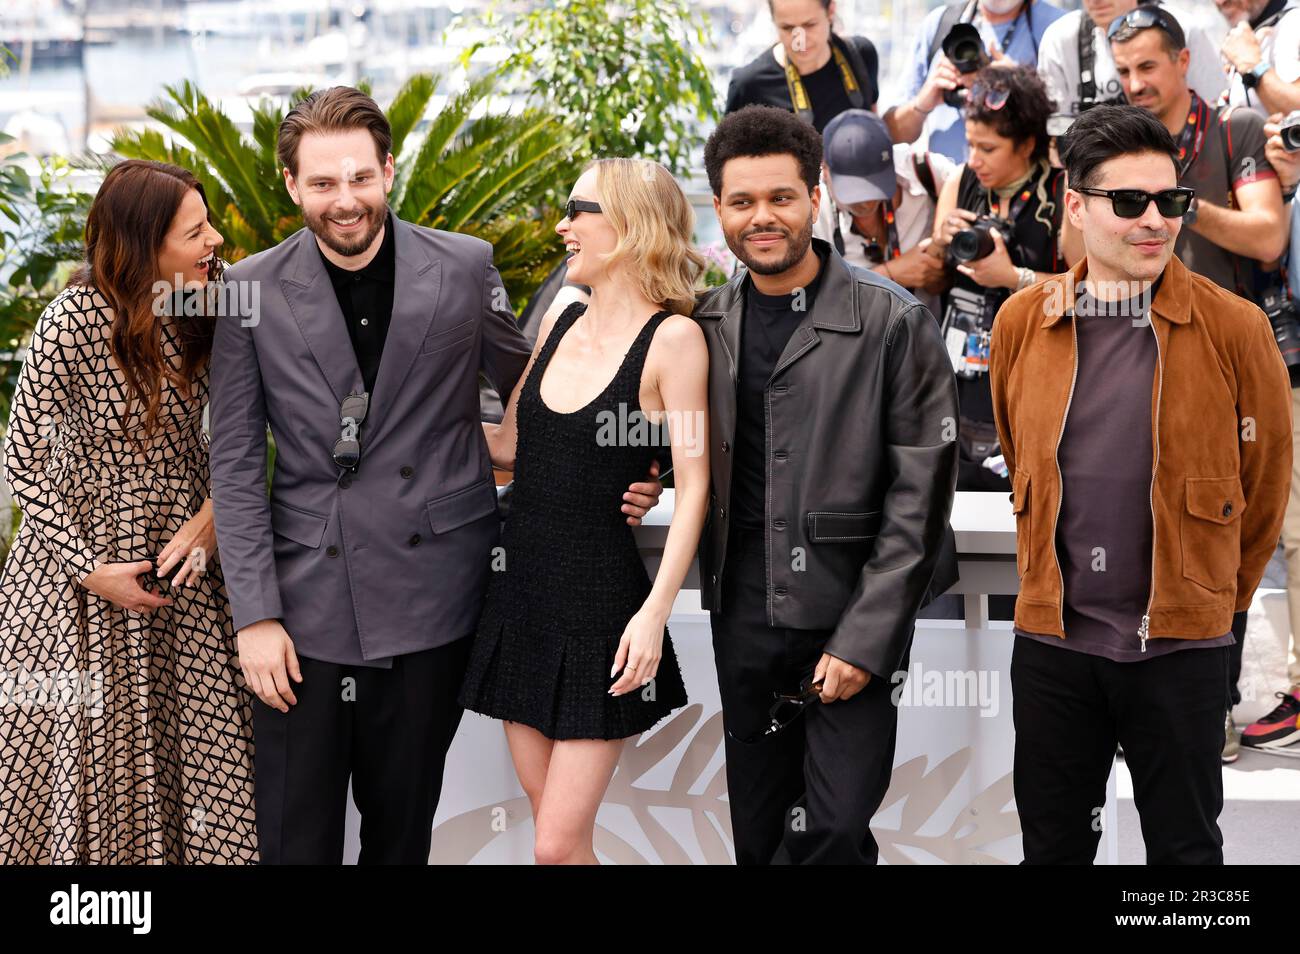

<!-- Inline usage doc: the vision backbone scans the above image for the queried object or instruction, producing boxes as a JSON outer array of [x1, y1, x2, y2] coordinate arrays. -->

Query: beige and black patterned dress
[[0, 283, 257, 863]]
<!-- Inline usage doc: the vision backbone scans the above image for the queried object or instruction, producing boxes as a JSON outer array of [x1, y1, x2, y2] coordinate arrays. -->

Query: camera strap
[[927, 1, 1033, 68], [982, 176, 1036, 235], [1217, 103, 1293, 304], [1214, 104, 1252, 299], [1175, 90, 1209, 178], [835, 200, 902, 263], [1077, 14, 1098, 109], [995, 2, 1031, 58], [978, 161, 1064, 270], [782, 34, 864, 126], [927, 1, 978, 70]]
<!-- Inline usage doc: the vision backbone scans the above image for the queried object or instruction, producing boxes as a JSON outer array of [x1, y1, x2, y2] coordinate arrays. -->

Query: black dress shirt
[[319, 210, 396, 395]]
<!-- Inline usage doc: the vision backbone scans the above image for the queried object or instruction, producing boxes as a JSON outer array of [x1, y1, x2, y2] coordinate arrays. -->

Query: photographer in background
[[885, 0, 1067, 164], [1111, 5, 1287, 291], [1038, 0, 1225, 118], [725, 0, 879, 133], [816, 109, 953, 317], [931, 64, 1070, 492], [1220, 0, 1300, 117]]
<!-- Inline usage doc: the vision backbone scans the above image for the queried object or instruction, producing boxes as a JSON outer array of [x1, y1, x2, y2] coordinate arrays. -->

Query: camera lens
[[951, 225, 996, 263]]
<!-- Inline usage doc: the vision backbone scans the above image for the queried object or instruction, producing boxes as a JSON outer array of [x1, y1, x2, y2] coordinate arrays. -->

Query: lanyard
[[983, 175, 1036, 231], [834, 200, 901, 263], [979, 1, 1033, 58], [784, 40, 862, 126], [1175, 90, 1208, 177], [995, 6, 1024, 55]]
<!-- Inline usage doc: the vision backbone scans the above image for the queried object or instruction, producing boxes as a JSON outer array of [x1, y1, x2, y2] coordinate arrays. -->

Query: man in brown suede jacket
[[990, 104, 1292, 864]]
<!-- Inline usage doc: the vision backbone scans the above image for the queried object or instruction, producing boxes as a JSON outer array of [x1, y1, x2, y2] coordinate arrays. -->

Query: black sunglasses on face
[[565, 198, 602, 220], [1075, 186, 1195, 218], [333, 391, 369, 472]]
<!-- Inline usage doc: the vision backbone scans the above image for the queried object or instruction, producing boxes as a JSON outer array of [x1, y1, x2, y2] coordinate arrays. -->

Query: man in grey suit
[[209, 87, 660, 864]]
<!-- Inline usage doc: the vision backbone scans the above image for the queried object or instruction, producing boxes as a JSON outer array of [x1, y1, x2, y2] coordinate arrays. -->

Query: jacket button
[[721, 441, 729, 453], [775, 586, 787, 596], [774, 450, 788, 461], [719, 508, 726, 518], [712, 574, 718, 587], [339, 474, 352, 489], [774, 384, 789, 394], [773, 519, 787, 530], [408, 533, 422, 546], [326, 545, 339, 558], [1223, 501, 1233, 517], [400, 466, 414, 479]]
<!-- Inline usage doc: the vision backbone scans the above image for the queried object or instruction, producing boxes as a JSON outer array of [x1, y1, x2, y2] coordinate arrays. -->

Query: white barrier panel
[[340, 491, 1121, 863]]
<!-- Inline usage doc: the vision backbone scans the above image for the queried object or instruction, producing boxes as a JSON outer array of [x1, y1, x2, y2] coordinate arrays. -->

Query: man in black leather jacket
[[696, 105, 959, 864]]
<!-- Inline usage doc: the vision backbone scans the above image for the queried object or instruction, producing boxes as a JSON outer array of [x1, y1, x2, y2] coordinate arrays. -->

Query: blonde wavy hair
[[586, 158, 707, 317]]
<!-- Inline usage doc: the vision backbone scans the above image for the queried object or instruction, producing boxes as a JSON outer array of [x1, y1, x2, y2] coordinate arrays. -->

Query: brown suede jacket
[[989, 253, 1292, 645]]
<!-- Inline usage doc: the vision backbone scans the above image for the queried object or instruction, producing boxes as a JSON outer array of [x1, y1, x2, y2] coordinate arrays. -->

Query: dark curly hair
[[964, 64, 1056, 162], [704, 105, 823, 198]]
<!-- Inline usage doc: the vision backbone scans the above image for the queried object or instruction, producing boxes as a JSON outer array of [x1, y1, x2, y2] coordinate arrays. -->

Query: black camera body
[[948, 214, 1016, 264], [1279, 110, 1300, 153], [1260, 283, 1300, 368], [941, 23, 989, 108]]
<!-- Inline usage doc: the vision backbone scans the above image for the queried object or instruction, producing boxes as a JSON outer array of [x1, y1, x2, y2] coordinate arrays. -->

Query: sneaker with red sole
[[1241, 686, 1300, 750]]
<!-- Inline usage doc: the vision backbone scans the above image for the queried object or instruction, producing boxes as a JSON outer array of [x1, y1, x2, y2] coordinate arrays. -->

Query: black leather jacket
[[693, 239, 959, 679]]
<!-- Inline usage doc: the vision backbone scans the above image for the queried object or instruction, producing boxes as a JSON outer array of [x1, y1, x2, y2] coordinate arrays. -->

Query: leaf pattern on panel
[[430, 704, 732, 864], [430, 711, 1018, 865], [874, 751, 1019, 865]]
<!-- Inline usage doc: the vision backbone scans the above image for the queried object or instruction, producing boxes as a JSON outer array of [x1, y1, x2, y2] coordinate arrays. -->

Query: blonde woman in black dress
[[459, 159, 710, 864]]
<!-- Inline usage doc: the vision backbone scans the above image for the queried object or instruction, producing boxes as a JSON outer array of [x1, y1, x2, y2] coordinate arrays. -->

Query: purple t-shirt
[[1015, 281, 1235, 662]]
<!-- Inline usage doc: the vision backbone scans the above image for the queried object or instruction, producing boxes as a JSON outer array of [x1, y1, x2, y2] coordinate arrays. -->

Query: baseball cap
[[823, 109, 896, 205]]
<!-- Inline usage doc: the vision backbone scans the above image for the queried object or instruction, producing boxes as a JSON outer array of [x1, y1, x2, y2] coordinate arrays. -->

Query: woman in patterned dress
[[0, 159, 257, 863]]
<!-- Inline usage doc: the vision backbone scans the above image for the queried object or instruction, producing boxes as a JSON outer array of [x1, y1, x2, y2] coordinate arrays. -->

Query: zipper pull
[[1138, 614, 1150, 653]]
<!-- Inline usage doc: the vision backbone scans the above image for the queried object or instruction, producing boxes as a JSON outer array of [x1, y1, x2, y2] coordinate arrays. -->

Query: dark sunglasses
[[564, 198, 602, 220], [1106, 6, 1183, 44], [1075, 186, 1195, 218], [726, 675, 825, 745], [332, 391, 369, 472]]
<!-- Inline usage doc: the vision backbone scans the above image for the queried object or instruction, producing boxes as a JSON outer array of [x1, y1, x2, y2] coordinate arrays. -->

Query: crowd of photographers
[[724, 0, 1300, 764]]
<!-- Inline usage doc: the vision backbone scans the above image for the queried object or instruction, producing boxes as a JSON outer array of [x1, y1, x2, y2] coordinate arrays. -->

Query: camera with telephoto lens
[[948, 214, 1016, 264], [1280, 110, 1300, 153], [941, 23, 990, 108], [1260, 283, 1300, 369]]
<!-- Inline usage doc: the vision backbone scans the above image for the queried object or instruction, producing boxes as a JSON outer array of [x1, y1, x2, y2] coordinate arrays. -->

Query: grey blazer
[[208, 217, 531, 666]]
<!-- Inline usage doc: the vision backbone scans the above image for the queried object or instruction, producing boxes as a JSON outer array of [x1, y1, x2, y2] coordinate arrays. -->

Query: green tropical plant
[[110, 73, 589, 309], [462, 0, 719, 177], [0, 141, 94, 423]]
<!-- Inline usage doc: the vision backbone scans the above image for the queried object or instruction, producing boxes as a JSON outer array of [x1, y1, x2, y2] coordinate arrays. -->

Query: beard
[[303, 201, 387, 257], [724, 213, 815, 276]]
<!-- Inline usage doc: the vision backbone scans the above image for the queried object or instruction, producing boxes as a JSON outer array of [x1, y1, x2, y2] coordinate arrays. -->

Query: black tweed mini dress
[[458, 302, 688, 740]]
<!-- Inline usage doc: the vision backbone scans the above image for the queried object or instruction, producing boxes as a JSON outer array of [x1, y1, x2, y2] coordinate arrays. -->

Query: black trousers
[[252, 636, 472, 864], [1228, 609, 1247, 708], [710, 527, 905, 865], [1011, 634, 1230, 865]]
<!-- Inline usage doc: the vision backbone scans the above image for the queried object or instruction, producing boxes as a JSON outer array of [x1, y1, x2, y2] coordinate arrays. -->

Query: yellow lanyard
[[783, 43, 860, 125]]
